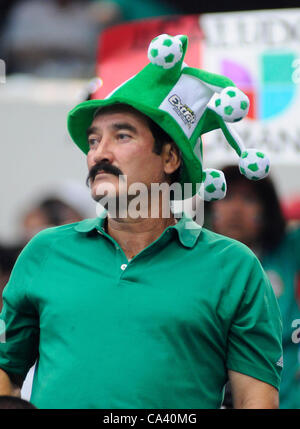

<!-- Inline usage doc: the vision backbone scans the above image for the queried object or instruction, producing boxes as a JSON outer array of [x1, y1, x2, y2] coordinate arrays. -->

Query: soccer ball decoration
[[213, 86, 250, 122], [146, 35, 270, 200], [202, 169, 227, 202], [148, 34, 184, 69], [239, 149, 270, 180]]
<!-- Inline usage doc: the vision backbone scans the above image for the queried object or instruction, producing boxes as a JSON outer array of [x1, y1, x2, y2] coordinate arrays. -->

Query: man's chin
[[91, 186, 125, 208]]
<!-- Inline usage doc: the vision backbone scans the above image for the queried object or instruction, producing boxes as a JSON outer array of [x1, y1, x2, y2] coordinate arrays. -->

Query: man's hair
[[206, 165, 286, 252], [93, 103, 183, 184]]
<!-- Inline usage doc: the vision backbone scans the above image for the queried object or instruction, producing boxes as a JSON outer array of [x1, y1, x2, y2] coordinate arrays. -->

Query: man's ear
[[162, 143, 181, 175]]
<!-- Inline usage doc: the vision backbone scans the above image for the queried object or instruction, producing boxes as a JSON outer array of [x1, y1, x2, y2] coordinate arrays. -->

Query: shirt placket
[[98, 227, 175, 280], [97, 229, 130, 279]]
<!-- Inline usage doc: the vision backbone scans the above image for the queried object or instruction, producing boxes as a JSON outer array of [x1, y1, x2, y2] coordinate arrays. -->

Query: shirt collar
[[171, 212, 202, 248], [74, 215, 106, 233], [74, 212, 202, 248]]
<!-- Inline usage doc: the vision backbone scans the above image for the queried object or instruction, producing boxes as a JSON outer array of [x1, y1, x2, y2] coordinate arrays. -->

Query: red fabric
[[282, 197, 300, 221], [92, 15, 203, 99]]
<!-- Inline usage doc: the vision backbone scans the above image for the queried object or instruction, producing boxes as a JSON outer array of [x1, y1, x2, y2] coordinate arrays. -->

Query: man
[[207, 165, 300, 409], [0, 34, 282, 409]]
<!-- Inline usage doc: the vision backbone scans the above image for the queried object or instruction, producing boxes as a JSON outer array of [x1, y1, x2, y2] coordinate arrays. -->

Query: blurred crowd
[[1, 0, 297, 79], [0, 0, 180, 78]]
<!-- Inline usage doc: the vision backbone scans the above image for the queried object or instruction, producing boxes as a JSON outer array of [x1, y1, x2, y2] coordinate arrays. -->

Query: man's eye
[[88, 138, 98, 148], [117, 133, 131, 141]]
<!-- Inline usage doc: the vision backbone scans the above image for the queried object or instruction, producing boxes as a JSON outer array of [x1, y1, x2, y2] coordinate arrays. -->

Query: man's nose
[[93, 135, 114, 164]]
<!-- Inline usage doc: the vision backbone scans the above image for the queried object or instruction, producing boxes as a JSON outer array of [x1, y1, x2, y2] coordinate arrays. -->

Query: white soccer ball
[[202, 169, 227, 202], [147, 34, 183, 69], [239, 149, 270, 180], [213, 86, 249, 122]]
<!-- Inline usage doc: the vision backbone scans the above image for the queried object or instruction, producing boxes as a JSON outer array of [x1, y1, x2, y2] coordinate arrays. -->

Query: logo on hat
[[168, 94, 196, 128]]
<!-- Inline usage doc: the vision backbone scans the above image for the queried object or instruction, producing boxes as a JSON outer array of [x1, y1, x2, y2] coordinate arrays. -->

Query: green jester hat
[[68, 33, 270, 201]]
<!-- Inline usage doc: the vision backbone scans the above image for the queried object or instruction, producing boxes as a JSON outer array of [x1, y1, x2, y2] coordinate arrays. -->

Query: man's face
[[86, 109, 168, 205], [211, 182, 263, 247]]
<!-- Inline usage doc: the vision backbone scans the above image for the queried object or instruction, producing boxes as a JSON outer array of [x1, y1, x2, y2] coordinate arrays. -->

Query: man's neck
[[106, 215, 177, 261]]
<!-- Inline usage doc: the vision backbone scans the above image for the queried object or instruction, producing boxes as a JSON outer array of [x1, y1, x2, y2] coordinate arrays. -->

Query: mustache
[[86, 162, 123, 186]]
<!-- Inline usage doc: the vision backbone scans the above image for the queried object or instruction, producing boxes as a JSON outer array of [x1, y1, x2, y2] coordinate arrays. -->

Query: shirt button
[[121, 264, 127, 271]]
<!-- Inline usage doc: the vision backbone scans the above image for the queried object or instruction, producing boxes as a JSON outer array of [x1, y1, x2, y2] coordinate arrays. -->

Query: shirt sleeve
[[0, 234, 43, 383], [226, 254, 283, 391]]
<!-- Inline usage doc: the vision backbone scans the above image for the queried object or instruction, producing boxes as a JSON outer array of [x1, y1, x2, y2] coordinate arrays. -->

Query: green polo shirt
[[0, 214, 282, 409]]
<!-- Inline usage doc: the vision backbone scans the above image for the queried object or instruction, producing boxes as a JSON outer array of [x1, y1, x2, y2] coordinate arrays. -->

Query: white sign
[[199, 9, 300, 165]]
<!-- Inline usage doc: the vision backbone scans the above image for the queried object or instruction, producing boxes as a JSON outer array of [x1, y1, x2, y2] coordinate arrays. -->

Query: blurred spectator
[[0, 244, 22, 310], [90, 0, 178, 24], [2, 0, 99, 78], [1, 0, 179, 78], [0, 395, 36, 409], [21, 196, 84, 242], [205, 165, 300, 409]]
